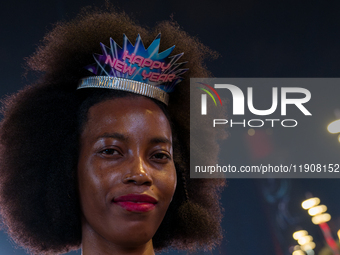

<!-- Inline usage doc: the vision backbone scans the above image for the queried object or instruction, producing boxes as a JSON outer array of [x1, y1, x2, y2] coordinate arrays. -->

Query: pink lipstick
[[114, 194, 157, 212]]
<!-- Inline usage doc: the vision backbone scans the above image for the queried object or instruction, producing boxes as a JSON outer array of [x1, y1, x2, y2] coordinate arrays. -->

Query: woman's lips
[[113, 194, 157, 212]]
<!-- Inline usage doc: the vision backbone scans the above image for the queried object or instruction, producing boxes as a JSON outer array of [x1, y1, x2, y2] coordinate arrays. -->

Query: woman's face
[[78, 96, 176, 251]]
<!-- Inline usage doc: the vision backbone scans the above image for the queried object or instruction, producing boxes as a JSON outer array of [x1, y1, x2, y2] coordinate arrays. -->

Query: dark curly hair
[[0, 7, 225, 254]]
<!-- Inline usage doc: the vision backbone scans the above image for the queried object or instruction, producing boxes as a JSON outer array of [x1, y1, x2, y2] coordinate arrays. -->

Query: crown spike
[[146, 33, 161, 54], [80, 34, 188, 104]]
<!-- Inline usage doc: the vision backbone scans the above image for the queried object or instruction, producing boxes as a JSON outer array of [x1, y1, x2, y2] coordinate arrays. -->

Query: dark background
[[2, 1, 340, 254]]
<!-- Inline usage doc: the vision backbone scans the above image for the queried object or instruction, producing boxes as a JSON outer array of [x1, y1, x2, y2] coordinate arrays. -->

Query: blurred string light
[[311, 213, 331, 225], [298, 235, 313, 245], [327, 119, 340, 134], [292, 230, 315, 255], [327, 119, 340, 142], [301, 197, 330, 225], [301, 198, 320, 210], [293, 230, 308, 240], [301, 197, 340, 254], [292, 250, 305, 255], [301, 242, 316, 251], [308, 205, 327, 216]]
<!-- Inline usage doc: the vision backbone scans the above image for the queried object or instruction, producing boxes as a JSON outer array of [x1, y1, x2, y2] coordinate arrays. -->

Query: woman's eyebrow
[[96, 132, 129, 142], [149, 137, 172, 146]]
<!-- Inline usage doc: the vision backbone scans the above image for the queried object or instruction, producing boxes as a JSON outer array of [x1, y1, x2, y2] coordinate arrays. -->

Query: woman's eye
[[151, 153, 171, 162], [99, 148, 121, 157]]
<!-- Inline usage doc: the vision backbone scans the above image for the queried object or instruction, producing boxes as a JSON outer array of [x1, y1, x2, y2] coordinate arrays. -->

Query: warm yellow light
[[327, 119, 340, 134], [311, 213, 331, 224], [301, 242, 316, 251], [337, 229, 340, 240], [308, 205, 327, 216], [293, 230, 308, 240], [293, 250, 305, 255], [248, 129, 255, 136], [298, 235, 313, 245], [302, 198, 320, 210]]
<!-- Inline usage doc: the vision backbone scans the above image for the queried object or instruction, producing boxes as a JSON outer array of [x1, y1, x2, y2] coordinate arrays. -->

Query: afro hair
[[0, 7, 225, 254]]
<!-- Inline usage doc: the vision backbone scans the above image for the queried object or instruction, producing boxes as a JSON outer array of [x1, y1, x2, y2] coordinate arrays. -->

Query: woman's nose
[[122, 157, 153, 186]]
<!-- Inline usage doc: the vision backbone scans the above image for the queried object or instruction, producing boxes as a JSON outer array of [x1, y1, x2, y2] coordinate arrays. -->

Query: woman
[[0, 8, 224, 255]]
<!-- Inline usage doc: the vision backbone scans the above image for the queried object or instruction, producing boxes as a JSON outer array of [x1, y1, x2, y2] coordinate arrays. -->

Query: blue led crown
[[78, 34, 188, 104]]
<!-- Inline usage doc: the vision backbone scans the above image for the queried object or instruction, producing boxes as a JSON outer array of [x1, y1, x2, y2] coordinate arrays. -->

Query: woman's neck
[[81, 226, 155, 255]]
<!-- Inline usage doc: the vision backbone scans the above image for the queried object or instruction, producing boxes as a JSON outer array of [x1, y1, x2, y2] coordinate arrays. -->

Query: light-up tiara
[[78, 34, 188, 105]]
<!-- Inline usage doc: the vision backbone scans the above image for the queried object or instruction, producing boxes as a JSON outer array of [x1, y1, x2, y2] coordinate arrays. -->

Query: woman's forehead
[[82, 97, 172, 143]]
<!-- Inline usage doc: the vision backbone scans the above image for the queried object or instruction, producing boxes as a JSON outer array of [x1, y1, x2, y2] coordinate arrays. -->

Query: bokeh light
[[248, 128, 255, 136], [293, 230, 308, 240], [308, 205, 327, 216], [301, 242, 316, 251], [327, 119, 340, 134], [302, 198, 320, 210], [297, 235, 313, 245], [311, 213, 331, 225]]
